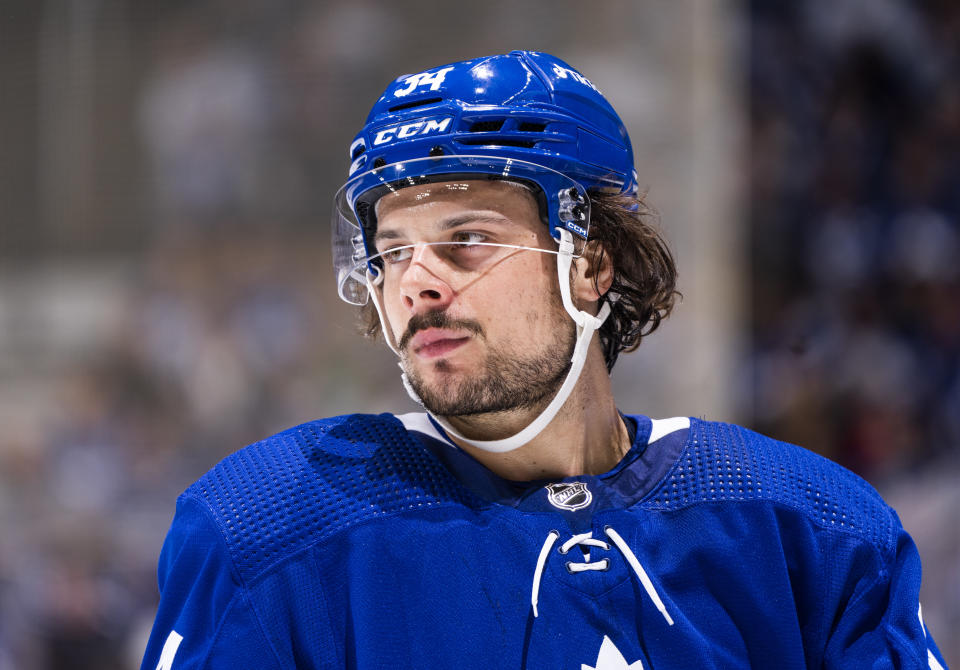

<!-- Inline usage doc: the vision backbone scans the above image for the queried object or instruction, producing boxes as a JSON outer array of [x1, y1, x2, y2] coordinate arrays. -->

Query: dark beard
[[400, 311, 576, 417]]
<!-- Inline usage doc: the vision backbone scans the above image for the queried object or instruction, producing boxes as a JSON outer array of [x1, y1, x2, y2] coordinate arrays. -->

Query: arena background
[[0, 1, 957, 667]]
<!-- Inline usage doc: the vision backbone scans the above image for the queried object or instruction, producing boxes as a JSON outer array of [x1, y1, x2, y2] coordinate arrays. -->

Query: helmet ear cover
[[354, 173, 551, 264]]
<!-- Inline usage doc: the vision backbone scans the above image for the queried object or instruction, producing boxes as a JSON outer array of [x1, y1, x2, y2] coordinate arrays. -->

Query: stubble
[[400, 309, 576, 417]]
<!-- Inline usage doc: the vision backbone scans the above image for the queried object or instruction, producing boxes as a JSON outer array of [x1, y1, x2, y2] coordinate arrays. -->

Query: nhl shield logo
[[545, 482, 592, 511]]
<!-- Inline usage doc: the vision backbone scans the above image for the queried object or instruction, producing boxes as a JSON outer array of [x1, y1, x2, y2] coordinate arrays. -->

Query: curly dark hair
[[584, 191, 680, 371], [358, 190, 679, 372]]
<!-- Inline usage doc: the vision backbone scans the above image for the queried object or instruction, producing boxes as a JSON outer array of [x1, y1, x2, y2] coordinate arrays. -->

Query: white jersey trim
[[156, 630, 183, 670], [396, 412, 457, 447], [399, 412, 690, 450], [647, 417, 690, 445]]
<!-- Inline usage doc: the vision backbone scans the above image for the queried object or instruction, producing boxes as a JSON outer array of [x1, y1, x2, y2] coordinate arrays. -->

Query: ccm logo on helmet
[[373, 117, 453, 146]]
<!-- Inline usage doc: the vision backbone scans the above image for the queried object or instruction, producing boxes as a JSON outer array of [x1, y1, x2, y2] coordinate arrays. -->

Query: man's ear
[[571, 240, 614, 305]]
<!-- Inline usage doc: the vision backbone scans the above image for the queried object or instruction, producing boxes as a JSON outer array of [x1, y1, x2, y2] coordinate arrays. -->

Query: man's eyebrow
[[373, 212, 510, 245], [372, 228, 404, 244]]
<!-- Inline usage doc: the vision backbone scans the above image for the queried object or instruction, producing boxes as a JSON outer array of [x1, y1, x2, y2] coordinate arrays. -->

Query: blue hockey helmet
[[333, 50, 637, 305]]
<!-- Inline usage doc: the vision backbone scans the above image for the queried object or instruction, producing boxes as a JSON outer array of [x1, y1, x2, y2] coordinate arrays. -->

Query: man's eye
[[380, 246, 413, 264], [452, 231, 487, 247]]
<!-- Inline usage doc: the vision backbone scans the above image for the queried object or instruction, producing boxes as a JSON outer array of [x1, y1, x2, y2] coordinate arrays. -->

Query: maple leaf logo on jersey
[[581, 635, 644, 670], [545, 482, 592, 511]]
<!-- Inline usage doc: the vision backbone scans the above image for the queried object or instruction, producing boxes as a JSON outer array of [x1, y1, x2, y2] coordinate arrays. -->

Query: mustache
[[398, 311, 484, 352]]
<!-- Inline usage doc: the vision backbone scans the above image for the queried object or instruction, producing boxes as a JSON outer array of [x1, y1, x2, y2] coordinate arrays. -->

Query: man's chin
[[402, 344, 571, 417], [405, 369, 481, 416], [405, 355, 466, 381], [407, 371, 555, 419]]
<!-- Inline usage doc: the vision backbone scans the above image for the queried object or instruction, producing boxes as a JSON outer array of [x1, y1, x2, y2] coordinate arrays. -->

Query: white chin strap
[[366, 228, 611, 453]]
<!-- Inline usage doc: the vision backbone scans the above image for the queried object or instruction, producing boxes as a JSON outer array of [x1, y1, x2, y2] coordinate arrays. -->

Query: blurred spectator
[[749, 0, 960, 474], [749, 0, 960, 658], [139, 15, 272, 228]]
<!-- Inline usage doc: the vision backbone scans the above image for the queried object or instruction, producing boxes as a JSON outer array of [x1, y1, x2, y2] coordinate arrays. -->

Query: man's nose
[[398, 244, 455, 313]]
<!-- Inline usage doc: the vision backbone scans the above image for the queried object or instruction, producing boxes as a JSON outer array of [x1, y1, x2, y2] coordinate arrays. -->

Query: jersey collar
[[396, 412, 689, 513]]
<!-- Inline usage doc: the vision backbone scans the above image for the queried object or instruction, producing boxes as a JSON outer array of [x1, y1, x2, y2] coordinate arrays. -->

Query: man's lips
[[409, 328, 472, 359]]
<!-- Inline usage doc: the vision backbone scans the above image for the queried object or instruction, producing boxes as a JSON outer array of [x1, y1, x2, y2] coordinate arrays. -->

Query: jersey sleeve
[[140, 495, 282, 670], [823, 520, 949, 669]]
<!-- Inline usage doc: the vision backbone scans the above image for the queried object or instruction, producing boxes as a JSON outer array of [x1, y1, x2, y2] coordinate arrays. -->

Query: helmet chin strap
[[366, 228, 611, 453]]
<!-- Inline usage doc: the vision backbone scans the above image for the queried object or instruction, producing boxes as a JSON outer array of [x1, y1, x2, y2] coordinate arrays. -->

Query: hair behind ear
[[586, 191, 680, 371]]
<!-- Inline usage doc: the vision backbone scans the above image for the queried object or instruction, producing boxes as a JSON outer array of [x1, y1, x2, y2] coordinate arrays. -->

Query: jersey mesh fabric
[[185, 413, 486, 584], [143, 413, 949, 669], [644, 419, 897, 556]]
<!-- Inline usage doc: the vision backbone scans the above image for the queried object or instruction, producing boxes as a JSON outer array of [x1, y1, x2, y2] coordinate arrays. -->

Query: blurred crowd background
[[1, 1, 957, 667]]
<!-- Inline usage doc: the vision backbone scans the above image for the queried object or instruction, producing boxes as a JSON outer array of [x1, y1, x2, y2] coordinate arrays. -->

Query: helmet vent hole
[[352, 145, 366, 159], [469, 120, 505, 132], [459, 139, 536, 149], [517, 121, 547, 132], [388, 97, 442, 112]]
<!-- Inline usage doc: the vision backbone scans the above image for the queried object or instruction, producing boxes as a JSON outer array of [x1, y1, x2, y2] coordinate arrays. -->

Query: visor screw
[[429, 145, 444, 157], [373, 157, 386, 168]]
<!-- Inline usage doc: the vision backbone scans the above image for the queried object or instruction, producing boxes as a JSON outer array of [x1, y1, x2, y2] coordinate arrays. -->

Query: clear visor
[[332, 155, 590, 305]]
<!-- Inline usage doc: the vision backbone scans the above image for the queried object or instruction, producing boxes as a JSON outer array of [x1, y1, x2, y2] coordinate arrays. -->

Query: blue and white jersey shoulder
[[140, 413, 948, 670], [643, 419, 899, 547], [182, 413, 485, 584]]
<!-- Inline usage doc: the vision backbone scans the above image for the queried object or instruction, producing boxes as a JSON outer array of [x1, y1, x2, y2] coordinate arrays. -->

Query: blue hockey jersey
[[141, 413, 948, 669]]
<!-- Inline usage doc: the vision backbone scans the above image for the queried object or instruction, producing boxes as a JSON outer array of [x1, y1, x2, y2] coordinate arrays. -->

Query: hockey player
[[141, 51, 948, 669]]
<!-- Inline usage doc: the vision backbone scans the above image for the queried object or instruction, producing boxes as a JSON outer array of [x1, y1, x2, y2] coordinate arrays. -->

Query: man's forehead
[[374, 179, 537, 221]]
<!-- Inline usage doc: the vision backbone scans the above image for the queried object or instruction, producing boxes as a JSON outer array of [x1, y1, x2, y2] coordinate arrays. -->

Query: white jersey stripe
[[156, 630, 183, 670], [647, 417, 690, 445]]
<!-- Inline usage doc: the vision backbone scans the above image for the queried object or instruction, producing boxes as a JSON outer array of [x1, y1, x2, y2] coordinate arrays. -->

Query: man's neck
[[441, 345, 629, 482]]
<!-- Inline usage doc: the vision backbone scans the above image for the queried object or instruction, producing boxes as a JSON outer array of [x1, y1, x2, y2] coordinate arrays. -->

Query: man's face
[[373, 180, 576, 417]]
